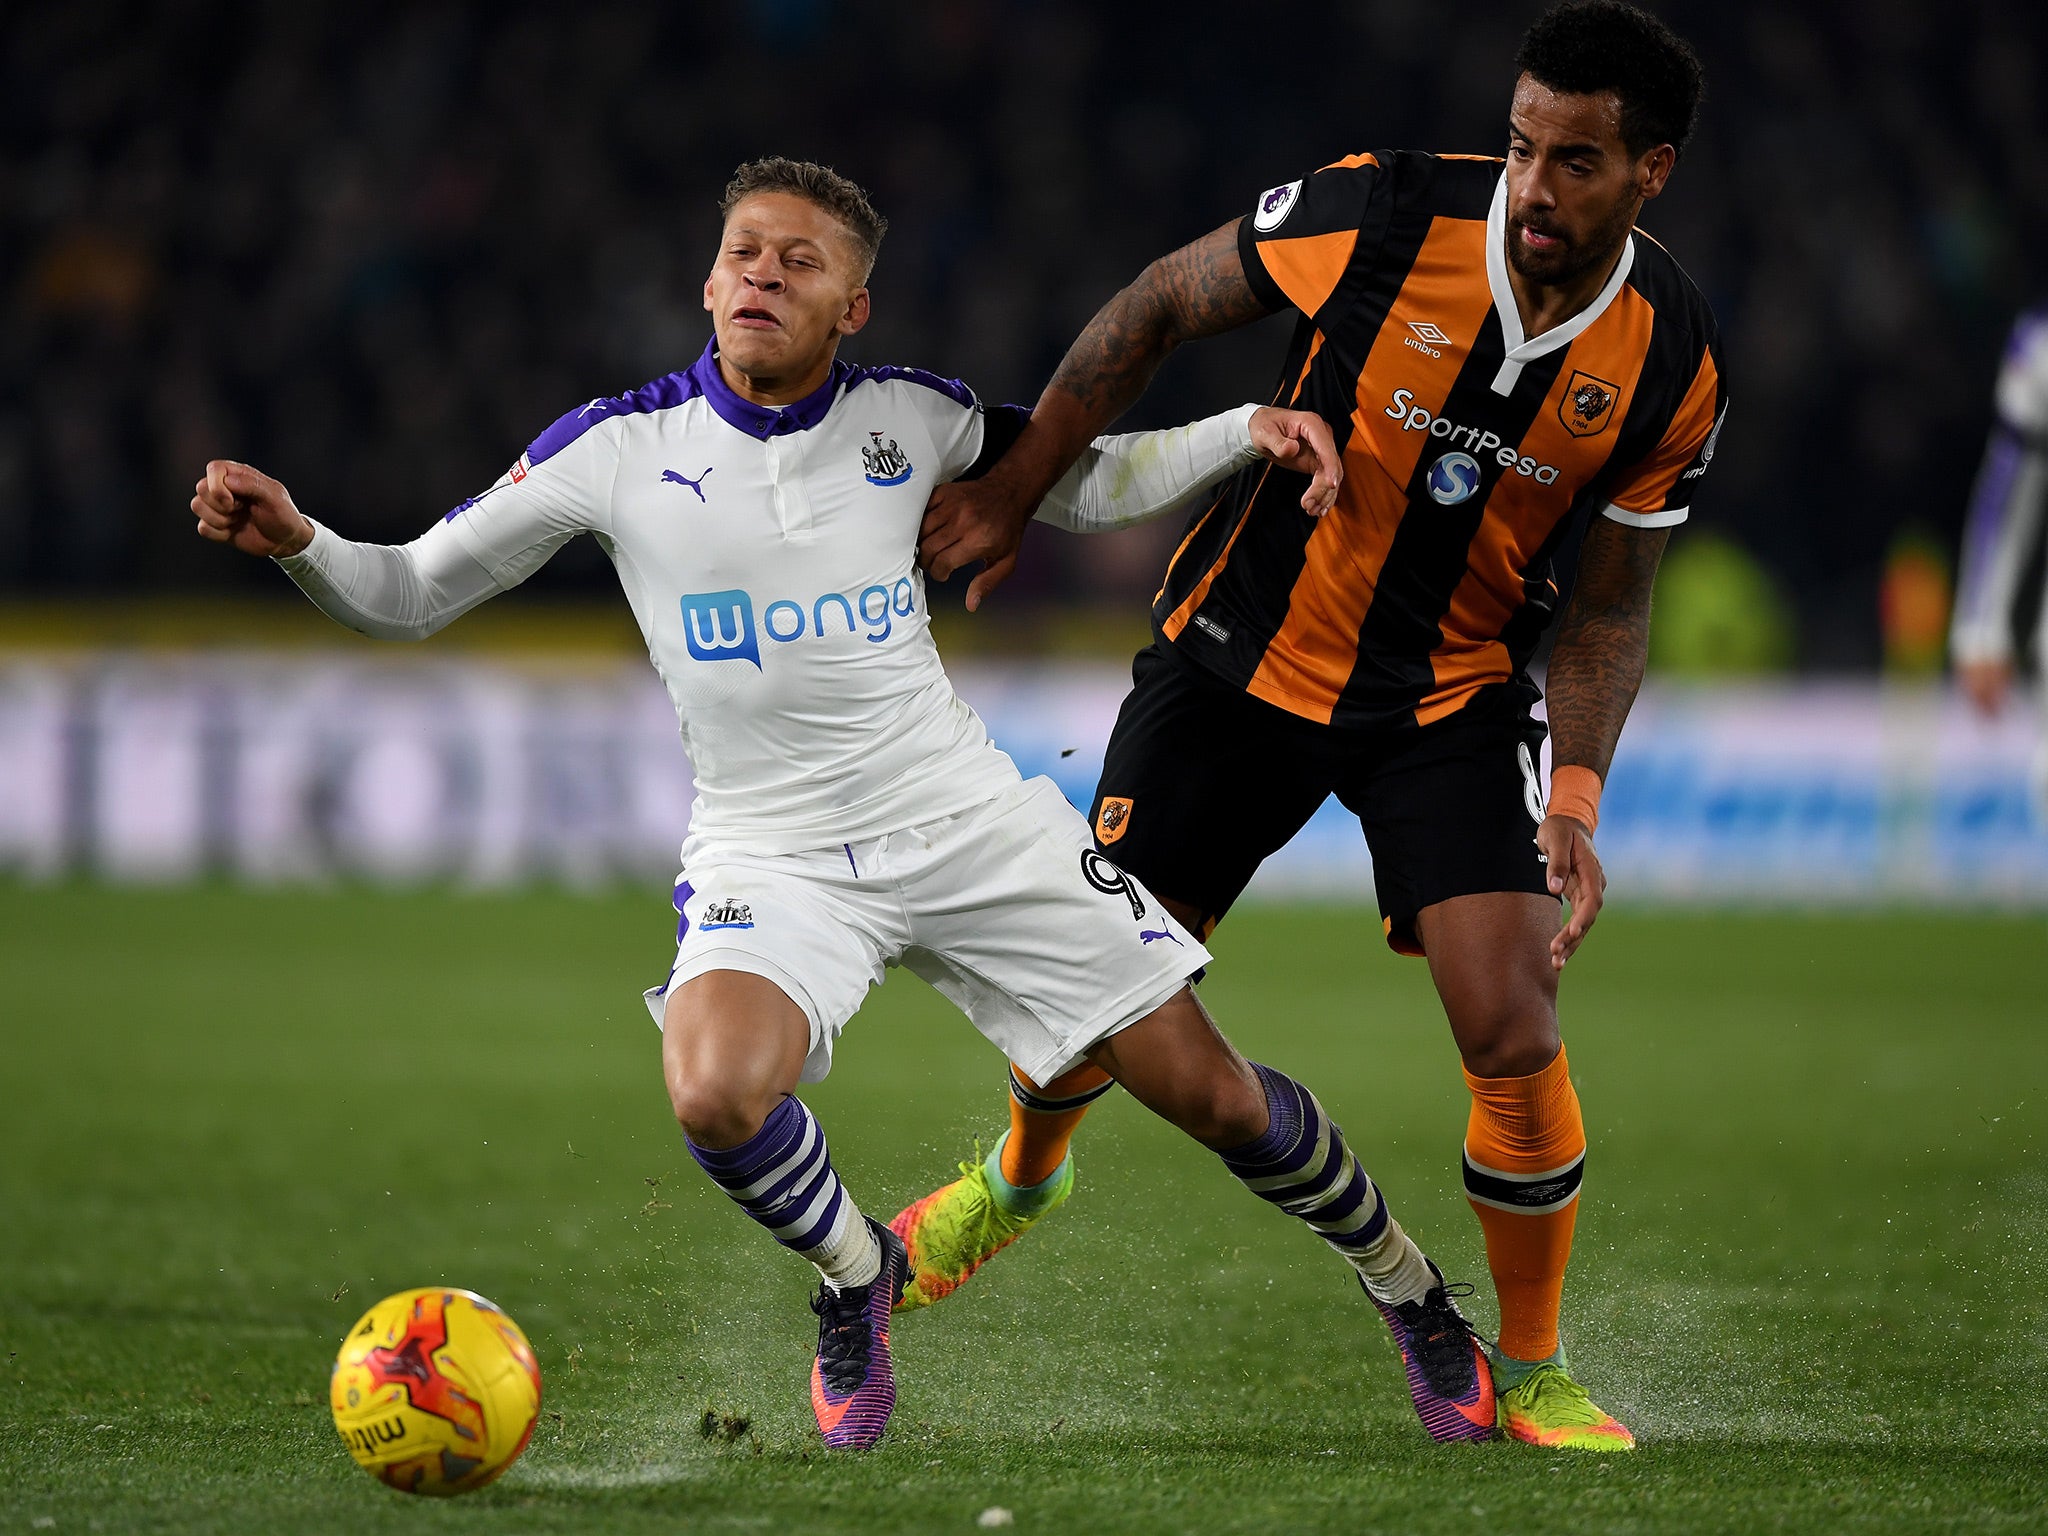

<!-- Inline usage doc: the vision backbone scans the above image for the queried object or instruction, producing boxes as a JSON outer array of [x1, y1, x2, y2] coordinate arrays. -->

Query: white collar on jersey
[[1483, 171, 1636, 397]]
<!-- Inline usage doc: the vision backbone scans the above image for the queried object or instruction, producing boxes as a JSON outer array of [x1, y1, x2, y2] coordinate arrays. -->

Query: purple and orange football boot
[[807, 1218, 911, 1450], [1363, 1261, 1497, 1443]]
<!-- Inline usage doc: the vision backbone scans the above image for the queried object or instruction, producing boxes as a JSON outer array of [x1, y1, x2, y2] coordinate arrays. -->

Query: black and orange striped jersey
[[1155, 150, 1729, 730]]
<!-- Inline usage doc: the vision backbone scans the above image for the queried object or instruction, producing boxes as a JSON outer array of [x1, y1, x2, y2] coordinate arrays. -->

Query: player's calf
[[1219, 1063, 1496, 1443], [1083, 989, 1268, 1149], [1089, 998, 1493, 1441]]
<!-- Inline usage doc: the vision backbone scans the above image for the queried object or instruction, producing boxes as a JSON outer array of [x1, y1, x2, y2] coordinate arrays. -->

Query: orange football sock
[[1000, 1063, 1114, 1188], [1461, 1046, 1586, 1363]]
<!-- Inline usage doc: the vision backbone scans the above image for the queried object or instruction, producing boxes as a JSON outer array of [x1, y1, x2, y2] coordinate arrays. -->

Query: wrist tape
[[1546, 765, 1602, 835]]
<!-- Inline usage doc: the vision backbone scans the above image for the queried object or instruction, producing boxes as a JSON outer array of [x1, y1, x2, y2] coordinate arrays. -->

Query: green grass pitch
[[1, 883, 2044, 1534]]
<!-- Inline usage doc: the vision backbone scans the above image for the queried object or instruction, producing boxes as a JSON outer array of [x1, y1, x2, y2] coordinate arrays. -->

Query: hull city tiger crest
[[861, 432, 913, 486], [1559, 371, 1621, 438], [1095, 796, 1134, 845]]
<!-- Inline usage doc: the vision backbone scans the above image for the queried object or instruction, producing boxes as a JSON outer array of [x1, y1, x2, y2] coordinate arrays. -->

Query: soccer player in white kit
[[1954, 304, 2048, 817], [190, 158, 1494, 1450]]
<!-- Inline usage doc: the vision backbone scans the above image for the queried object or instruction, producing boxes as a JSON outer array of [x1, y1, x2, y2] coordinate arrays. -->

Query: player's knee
[[1455, 1007, 1561, 1080], [666, 1070, 775, 1149]]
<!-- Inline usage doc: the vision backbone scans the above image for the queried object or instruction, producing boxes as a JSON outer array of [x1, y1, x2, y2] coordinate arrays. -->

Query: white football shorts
[[641, 775, 1210, 1084]]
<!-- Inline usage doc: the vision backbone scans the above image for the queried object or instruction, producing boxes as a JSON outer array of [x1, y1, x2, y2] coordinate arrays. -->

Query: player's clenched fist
[[190, 460, 314, 559]]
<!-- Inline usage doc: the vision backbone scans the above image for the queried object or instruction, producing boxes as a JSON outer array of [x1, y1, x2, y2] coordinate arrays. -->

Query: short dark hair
[[719, 157, 888, 278], [1515, 1, 1705, 160]]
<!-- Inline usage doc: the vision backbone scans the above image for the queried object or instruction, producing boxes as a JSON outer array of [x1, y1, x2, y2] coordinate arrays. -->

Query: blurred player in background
[[907, 0, 1728, 1451], [1952, 304, 2048, 816], [189, 159, 1504, 1450]]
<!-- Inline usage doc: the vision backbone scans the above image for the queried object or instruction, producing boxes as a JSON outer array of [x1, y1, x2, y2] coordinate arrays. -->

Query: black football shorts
[[1089, 645, 1555, 955]]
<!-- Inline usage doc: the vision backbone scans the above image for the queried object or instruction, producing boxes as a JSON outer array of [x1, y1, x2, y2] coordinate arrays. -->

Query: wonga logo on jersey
[[678, 579, 921, 668], [681, 590, 762, 668]]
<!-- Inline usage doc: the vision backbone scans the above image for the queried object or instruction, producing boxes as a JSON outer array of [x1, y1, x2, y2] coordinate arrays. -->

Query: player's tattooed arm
[[920, 221, 1278, 609], [1537, 516, 1671, 968], [1545, 516, 1671, 781], [1041, 221, 1275, 440]]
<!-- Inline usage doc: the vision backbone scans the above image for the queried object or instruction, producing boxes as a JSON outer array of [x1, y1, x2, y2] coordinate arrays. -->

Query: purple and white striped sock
[[1219, 1063, 1435, 1306], [688, 1095, 881, 1290]]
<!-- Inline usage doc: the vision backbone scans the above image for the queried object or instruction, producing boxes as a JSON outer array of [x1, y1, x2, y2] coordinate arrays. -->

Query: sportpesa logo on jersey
[[1427, 452, 1483, 505], [679, 581, 921, 668], [1386, 389, 1564, 488]]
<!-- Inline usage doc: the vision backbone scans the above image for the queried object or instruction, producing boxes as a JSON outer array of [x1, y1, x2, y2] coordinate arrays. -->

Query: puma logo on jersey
[[662, 467, 713, 501]]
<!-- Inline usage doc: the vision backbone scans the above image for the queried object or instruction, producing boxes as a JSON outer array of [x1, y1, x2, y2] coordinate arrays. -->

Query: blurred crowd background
[[5, 0, 2046, 669]]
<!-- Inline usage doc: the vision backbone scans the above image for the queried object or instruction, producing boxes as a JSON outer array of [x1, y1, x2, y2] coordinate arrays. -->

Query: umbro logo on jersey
[[662, 466, 713, 501], [1404, 321, 1453, 360], [861, 433, 913, 487], [701, 899, 755, 931]]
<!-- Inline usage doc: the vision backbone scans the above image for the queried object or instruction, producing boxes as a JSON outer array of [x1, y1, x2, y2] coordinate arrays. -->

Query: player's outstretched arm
[[1036, 404, 1342, 535], [189, 458, 501, 642], [921, 221, 1276, 609], [1539, 516, 1672, 970]]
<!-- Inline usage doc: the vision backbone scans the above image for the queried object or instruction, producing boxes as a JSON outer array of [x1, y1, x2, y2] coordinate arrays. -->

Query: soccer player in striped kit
[[910, 1, 1729, 1451], [190, 158, 1497, 1450]]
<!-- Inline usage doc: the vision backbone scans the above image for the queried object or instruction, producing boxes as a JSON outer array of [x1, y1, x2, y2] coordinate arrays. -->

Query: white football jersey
[[438, 343, 1031, 855]]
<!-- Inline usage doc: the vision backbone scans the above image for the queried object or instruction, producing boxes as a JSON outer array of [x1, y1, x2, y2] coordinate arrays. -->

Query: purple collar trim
[[687, 340, 850, 438]]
